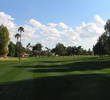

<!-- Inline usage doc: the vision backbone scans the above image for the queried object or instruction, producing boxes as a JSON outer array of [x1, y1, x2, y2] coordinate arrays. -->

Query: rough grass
[[0, 56, 110, 100]]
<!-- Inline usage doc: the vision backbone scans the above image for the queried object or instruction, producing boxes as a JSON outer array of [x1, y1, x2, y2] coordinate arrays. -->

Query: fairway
[[0, 56, 110, 100]]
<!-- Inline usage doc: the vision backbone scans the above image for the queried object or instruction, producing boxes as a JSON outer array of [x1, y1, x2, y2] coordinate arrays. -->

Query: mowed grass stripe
[[0, 68, 29, 83], [0, 56, 110, 83]]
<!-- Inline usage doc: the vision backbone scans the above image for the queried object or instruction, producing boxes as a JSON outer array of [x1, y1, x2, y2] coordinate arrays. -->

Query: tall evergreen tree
[[93, 19, 110, 55], [0, 25, 10, 57]]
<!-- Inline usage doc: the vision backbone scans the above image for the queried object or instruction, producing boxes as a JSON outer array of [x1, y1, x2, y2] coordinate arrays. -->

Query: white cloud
[[0, 12, 17, 42], [58, 22, 68, 29], [0, 12, 106, 49], [72, 15, 105, 49], [29, 19, 44, 29], [95, 15, 105, 25]]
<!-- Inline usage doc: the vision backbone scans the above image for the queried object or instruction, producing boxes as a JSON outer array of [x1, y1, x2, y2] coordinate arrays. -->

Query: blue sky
[[0, 0, 109, 25], [0, 0, 109, 49]]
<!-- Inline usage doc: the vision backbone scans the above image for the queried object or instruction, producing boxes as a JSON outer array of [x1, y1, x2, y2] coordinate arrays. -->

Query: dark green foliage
[[105, 19, 110, 36], [88, 48, 92, 55], [7, 41, 92, 57], [33, 43, 42, 51], [54, 43, 66, 56], [76, 46, 83, 55], [93, 19, 110, 55], [0, 25, 10, 57], [15, 42, 26, 57], [93, 32, 110, 55], [32, 43, 43, 56], [8, 41, 16, 57], [8, 41, 26, 57], [26, 43, 32, 55], [66, 46, 74, 56], [15, 33, 21, 42], [14, 27, 24, 62], [45, 47, 52, 56], [51, 45, 90, 56]]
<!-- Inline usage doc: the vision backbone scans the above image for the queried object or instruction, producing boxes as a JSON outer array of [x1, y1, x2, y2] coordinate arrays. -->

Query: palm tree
[[15, 33, 21, 43], [45, 47, 51, 56], [18, 27, 24, 62], [15, 33, 21, 62], [18, 26, 24, 32], [18, 26, 24, 43], [27, 43, 31, 48]]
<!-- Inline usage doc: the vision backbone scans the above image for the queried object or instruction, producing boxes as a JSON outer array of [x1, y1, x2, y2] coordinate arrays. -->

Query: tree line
[[0, 25, 92, 58], [1, 19, 110, 57], [8, 42, 92, 57]]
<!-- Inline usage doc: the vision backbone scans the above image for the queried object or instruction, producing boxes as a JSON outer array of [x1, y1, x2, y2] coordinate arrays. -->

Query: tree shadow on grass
[[26, 56, 110, 65], [3, 56, 110, 100], [33, 61, 110, 72], [16, 60, 110, 72], [1, 74, 110, 100], [37, 60, 74, 63]]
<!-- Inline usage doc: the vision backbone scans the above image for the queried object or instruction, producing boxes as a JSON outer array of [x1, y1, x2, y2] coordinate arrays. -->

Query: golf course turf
[[0, 56, 110, 100]]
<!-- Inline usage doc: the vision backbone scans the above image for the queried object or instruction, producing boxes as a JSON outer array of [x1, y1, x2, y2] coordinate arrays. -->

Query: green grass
[[1, 56, 110, 100]]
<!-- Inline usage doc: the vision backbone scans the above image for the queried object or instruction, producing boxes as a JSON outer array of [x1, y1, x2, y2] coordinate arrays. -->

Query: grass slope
[[0, 56, 110, 100]]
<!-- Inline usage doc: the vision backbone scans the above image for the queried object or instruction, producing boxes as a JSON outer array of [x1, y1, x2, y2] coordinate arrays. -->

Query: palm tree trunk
[[17, 38, 20, 63], [19, 32, 22, 63]]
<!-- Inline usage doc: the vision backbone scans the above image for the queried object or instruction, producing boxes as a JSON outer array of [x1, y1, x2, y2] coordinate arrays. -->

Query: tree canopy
[[93, 20, 110, 55], [0, 25, 10, 57]]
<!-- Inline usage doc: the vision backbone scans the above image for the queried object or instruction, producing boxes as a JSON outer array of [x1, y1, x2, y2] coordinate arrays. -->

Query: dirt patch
[[0, 57, 28, 61]]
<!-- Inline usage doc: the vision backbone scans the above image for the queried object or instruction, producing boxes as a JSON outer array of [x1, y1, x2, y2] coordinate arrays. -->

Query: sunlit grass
[[0, 56, 110, 83], [1, 56, 110, 100]]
